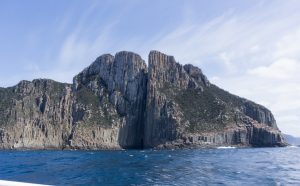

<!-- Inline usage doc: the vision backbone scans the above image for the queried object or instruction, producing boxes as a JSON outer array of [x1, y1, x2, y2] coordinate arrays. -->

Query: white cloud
[[57, 22, 115, 67], [275, 29, 300, 59], [218, 52, 237, 73], [248, 58, 300, 79], [249, 45, 261, 53]]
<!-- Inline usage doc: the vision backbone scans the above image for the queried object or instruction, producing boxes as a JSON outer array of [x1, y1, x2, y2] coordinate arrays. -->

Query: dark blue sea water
[[0, 147, 299, 185]]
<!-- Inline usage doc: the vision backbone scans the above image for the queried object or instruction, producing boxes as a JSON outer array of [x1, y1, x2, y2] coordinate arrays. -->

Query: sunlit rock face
[[72, 51, 147, 149], [0, 51, 287, 150]]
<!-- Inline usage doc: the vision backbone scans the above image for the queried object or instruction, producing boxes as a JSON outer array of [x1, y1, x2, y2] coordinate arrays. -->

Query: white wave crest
[[217, 146, 237, 149]]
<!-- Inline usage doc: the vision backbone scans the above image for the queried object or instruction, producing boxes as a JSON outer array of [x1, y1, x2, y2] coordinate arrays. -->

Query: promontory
[[0, 51, 287, 149]]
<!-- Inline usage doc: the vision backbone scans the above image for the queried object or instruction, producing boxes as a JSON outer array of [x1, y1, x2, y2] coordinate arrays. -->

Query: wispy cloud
[[248, 58, 299, 79], [144, 1, 300, 136], [1, 0, 299, 136], [57, 21, 117, 67]]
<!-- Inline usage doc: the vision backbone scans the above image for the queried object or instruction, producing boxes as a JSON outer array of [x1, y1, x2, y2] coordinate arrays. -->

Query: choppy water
[[0, 147, 299, 185]]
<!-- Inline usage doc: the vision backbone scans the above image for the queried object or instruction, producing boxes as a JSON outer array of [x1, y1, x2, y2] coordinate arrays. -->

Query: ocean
[[0, 147, 299, 185]]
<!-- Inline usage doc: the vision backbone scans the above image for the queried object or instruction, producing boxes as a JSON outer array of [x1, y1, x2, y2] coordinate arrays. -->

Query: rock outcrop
[[0, 51, 287, 149]]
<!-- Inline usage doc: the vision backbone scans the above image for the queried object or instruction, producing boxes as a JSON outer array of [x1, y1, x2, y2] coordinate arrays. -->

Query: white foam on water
[[145, 178, 153, 182], [287, 145, 298, 148], [217, 146, 236, 149]]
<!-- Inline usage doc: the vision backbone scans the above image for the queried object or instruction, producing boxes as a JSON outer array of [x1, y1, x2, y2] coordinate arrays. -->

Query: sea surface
[[0, 147, 299, 185]]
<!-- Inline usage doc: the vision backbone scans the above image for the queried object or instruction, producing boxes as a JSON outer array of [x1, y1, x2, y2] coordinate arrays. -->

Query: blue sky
[[0, 0, 300, 136]]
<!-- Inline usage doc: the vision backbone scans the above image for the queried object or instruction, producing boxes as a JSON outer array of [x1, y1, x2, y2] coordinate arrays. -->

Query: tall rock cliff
[[0, 51, 287, 149], [71, 52, 147, 149], [144, 51, 285, 148]]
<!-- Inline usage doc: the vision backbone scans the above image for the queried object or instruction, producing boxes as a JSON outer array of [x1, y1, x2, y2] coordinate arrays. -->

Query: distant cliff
[[284, 134, 300, 145], [0, 51, 287, 149]]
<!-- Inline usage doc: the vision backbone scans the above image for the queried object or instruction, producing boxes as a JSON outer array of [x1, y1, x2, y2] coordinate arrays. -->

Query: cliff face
[[0, 79, 73, 149], [0, 51, 287, 149], [71, 52, 147, 149]]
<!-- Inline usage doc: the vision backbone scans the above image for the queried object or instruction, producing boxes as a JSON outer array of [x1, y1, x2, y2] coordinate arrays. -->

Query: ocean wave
[[217, 146, 236, 149], [286, 145, 299, 148]]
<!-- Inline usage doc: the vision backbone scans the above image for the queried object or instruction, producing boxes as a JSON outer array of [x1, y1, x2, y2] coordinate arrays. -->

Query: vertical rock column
[[144, 51, 189, 147]]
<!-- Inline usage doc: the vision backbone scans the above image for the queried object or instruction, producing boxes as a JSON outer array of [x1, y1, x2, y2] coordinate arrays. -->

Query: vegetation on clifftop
[[160, 83, 239, 133]]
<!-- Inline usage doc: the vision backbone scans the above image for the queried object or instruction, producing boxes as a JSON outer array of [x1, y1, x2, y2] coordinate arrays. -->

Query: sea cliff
[[0, 51, 287, 149]]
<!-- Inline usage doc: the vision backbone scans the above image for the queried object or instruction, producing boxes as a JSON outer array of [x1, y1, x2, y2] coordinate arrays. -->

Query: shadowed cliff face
[[0, 51, 287, 149]]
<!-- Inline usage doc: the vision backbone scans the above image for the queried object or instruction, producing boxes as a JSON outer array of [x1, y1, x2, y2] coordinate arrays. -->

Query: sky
[[0, 0, 299, 137]]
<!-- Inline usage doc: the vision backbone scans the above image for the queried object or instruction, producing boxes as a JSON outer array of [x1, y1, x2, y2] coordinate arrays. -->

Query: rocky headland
[[0, 51, 287, 149]]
